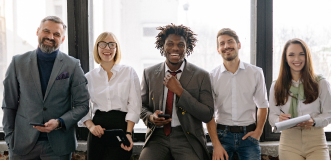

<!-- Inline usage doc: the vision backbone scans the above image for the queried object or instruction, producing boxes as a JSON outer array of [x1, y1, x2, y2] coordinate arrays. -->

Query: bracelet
[[126, 131, 132, 135]]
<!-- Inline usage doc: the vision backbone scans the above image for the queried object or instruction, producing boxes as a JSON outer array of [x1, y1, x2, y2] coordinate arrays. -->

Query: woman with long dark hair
[[78, 32, 141, 160], [269, 38, 331, 160]]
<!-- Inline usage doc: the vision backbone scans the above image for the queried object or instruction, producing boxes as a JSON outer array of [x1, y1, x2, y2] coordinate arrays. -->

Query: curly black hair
[[155, 24, 197, 56]]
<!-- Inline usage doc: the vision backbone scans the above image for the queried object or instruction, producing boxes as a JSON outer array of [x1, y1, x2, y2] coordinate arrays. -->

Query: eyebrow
[[288, 52, 305, 54], [42, 28, 61, 35]]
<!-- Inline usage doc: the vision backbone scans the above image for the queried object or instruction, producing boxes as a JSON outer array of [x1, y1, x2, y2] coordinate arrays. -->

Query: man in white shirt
[[139, 24, 214, 160], [207, 28, 269, 160]]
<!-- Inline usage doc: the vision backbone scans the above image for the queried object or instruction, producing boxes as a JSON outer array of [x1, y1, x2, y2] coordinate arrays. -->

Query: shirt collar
[[291, 79, 302, 86], [97, 64, 120, 73], [220, 60, 245, 73], [164, 60, 186, 73]]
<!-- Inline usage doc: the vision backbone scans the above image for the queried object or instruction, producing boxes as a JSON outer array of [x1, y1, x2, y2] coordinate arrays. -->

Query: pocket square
[[56, 72, 69, 80]]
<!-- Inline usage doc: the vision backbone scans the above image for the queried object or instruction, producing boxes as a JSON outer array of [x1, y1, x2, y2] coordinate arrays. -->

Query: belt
[[217, 124, 256, 133]]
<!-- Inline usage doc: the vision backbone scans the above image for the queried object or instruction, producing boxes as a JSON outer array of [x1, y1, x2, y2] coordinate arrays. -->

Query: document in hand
[[273, 114, 311, 133]]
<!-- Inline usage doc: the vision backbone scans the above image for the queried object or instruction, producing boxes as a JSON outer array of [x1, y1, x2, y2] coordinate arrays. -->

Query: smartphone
[[29, 122, 45, 127], [158, 114, 170, 120]]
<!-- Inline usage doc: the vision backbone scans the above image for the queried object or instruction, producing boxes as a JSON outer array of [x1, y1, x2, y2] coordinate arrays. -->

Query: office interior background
[[0, 0, 331, 142]]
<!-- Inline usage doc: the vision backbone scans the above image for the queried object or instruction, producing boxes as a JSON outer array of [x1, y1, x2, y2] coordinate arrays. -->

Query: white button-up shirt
[[161, 61, 185, 127], [78, 64, 142, 127], [269, 79, 331, 127], [210, 61, 269, 126]]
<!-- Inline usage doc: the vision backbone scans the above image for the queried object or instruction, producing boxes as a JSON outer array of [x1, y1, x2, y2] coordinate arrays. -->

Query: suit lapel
[[152, 62, 165, 111], [179, 60, 194, 89], [43, 52, 64, 101], [29, 50, 44, 102]]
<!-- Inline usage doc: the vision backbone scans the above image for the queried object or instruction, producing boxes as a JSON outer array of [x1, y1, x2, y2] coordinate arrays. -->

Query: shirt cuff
[[256, 101, 269, 108], [272, 117, 279, 127], [77, 115, 91, 127], [57, 118, 66, 130], [313, 117, 328, 127], [125, 112, 140, 124]]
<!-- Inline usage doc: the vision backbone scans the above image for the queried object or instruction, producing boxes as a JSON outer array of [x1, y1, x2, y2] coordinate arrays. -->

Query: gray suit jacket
[[2, 50, 89, 156], [140, 60, 214, 160]]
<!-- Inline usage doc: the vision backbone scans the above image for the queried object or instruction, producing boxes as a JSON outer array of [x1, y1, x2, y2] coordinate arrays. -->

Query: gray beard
[[39, 42, 59, 53]]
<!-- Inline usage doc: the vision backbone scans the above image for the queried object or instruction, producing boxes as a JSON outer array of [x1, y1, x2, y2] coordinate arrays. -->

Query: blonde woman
[[78, 32, 141, 160]]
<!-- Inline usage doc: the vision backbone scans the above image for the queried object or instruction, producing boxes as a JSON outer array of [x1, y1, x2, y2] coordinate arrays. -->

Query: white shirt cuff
[[125, 112, 140, 124], [77, 115, 91, 127]]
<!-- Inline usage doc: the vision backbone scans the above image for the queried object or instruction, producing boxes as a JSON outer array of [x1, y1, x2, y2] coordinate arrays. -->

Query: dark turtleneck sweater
[[36, 47, 64, 141], [37, 47, 58, 96]]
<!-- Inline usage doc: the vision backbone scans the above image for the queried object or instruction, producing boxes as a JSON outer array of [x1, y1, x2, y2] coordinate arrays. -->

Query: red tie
[[164, 70, 182, 136]]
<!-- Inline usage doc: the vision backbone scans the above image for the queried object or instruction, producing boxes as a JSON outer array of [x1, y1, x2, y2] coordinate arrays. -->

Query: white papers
[[273, 114, 311, 133]]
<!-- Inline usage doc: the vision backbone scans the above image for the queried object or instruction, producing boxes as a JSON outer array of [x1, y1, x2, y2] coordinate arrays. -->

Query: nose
[[47, 33, 54, 40], [104, 44, 111, 50], [225, 42, 230, 48], [172, 44, 179, 51]]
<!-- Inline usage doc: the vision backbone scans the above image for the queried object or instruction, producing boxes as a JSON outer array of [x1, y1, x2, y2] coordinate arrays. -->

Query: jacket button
[[43, 107, 47, 111], [182, 112, 185, 115], [187, 132, 189, 134]]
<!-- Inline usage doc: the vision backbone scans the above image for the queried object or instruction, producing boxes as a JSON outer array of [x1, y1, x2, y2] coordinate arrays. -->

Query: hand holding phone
[[158, 114, 170, 120], [29, 122, 45, 127]]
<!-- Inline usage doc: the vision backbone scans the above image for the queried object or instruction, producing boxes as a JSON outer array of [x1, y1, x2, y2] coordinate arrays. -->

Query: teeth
[[225, 49, 232, 53], [293, 63, 301, 66], [45, 40, 53, 44], [171, 54, 179, 56]]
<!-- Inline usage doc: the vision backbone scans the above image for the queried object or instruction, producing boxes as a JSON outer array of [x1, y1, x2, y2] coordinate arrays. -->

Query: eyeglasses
[[98, 41, 117, 49]]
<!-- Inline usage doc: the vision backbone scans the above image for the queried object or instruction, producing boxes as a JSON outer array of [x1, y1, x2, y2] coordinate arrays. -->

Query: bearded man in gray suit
[[139, 24, 214, 160], [2, 16, 89, 159]]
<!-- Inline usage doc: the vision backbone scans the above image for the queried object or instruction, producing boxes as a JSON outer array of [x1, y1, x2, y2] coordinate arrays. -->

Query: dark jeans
[[217, 126, 261, 160], [87, 110, 132, 160]]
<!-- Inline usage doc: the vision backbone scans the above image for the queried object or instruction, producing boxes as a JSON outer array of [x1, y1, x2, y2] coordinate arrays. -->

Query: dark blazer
[[2, 50, 89, 156], [140, 60, 214, 160]]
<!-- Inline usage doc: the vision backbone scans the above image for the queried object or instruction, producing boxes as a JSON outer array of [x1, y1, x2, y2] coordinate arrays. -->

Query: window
[[89, 0, 252, 133], [265, 0, 331, 140], [0, 0, 68, 126]]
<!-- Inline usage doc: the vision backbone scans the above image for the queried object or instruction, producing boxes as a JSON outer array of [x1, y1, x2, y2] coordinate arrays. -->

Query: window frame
[[50, 0, 331, 141]]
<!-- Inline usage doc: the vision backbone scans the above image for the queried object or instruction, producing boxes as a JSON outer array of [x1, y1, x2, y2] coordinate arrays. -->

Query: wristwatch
[[126, 131, 132, 136], [55, 119, 62, 130], [312, 119, 316, 127]]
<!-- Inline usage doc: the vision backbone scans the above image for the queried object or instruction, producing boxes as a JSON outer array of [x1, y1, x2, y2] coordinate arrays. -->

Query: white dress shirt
[[269, 79, 331, 127], [161, 61, 185, 127], [78, 64, 142, 127], [210, 61, 269, 126]]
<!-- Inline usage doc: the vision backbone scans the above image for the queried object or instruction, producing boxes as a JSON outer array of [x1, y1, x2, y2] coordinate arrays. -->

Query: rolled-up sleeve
[[253, 68, 269, 109], [314, 79, 331, 127], [125, 68, 142, 123]]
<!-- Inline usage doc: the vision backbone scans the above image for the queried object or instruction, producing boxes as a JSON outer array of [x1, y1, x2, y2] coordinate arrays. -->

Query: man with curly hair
[[139, 24, 214, 160]]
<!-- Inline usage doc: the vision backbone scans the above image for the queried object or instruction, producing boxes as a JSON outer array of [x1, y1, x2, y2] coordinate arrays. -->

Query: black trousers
[[87, 110, 132, 160]]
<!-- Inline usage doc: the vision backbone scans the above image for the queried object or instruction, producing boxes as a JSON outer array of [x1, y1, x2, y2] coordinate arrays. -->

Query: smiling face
[[286, 43, 306, 74], [37, 20, 65, 53], [217, 34, 241, 62], [163, 34, 187, 67], [98, 35, 117, 63]]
